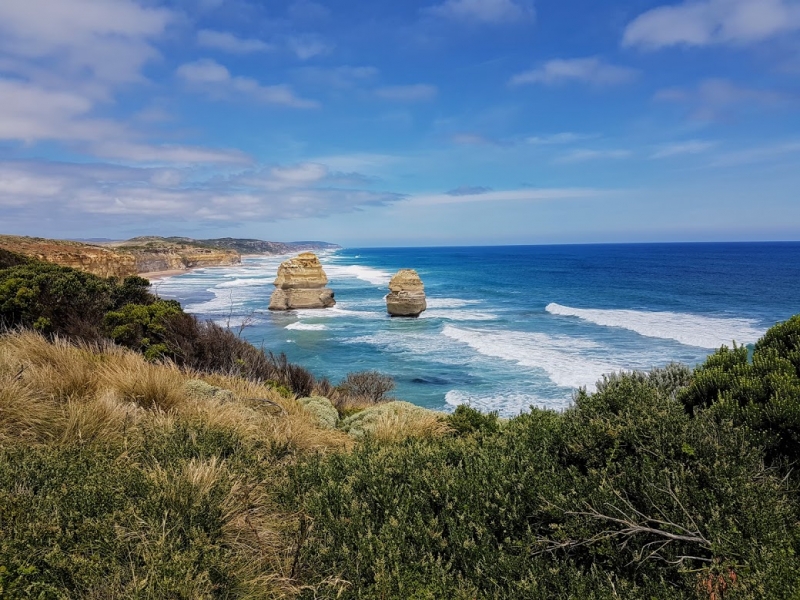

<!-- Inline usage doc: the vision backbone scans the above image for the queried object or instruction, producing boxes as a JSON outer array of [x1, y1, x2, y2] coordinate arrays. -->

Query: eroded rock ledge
[[386, 269, 427, 317], [269, 252, 335, 310]]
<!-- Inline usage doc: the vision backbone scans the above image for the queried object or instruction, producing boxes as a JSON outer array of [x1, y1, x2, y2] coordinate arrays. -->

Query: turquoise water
[[154, 243, 800, 416]]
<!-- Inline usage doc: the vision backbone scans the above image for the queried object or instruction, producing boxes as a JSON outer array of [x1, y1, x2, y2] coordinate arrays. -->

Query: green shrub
[[447, 404, 500, 436], [679, 315, 800, 462], [0, 261, 155, 339], [287, 372, 800, 598], [103, 299, 184, 360]]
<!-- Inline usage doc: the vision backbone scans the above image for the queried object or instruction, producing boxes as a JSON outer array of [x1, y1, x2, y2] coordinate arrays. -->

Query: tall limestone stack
[[386, 269, 427, 317], [268, 252, 335, 310]]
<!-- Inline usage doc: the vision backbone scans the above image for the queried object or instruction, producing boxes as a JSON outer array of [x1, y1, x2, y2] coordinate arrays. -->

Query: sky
[[1, 0, 799, 247]]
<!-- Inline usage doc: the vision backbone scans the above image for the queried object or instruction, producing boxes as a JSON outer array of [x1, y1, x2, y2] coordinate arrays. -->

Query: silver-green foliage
[[339, 401, 429, 439], [298, 396, 339, 429]]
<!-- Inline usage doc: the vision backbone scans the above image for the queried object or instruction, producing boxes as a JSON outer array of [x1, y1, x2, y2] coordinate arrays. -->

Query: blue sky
[[1, 0, 799, 246]]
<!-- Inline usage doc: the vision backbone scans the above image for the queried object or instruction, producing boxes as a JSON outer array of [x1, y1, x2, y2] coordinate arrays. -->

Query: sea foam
[[441, 325, 615, 391], [546, 303, 764, 349], [323, 263, 392, 286], [286, 322, 328, 331], [445, 390, 560, 416]]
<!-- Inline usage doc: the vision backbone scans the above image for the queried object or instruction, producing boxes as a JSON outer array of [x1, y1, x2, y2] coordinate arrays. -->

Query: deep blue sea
[[154, 243, 800, 416]]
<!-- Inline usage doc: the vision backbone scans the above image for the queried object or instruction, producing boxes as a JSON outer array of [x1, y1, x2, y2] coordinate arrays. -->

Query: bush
[[679, 315, 800, 462], [336, 371, 395, 404], [288, 375, 800, 598], [103, 299, 183, 360], [298, 396, 339, 429], [0, 261, 155, 339]]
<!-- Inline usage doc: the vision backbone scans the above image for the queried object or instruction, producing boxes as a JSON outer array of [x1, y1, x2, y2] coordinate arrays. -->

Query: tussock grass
[[0, 331, 354, 598]]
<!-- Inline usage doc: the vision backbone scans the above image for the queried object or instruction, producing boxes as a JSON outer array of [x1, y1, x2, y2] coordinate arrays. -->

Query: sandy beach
[[140, 269, 191, 281]]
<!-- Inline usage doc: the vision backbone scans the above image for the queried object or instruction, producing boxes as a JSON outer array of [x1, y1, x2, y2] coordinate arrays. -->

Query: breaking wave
[[546, 303, 764, 349]]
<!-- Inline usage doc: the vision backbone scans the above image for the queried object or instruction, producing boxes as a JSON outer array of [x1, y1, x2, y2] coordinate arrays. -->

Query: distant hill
[[118, 236, 340, 255], [201, 238, 341, 255]]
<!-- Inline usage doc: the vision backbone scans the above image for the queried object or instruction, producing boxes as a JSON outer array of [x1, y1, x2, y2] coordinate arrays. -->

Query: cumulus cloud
[[375, 84, 438, 102], [423, 0, 534, 24], [510, 57, 638, 86], [177, 59, 320, 108], [655, 78, 790, 120], [623, 0, 800, 49], [0, 160, 404, 225], [0, 77, 247, 165], [197, 30, 274, 54], [0, 0, 172, 85]]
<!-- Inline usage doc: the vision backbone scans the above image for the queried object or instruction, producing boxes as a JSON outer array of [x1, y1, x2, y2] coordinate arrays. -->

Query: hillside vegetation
[[2, 249, 800, 598]]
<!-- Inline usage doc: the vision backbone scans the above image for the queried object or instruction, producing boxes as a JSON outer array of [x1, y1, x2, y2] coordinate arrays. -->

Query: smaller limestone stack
[[386, 269, 427, 317], [268, 252, 335, 310]]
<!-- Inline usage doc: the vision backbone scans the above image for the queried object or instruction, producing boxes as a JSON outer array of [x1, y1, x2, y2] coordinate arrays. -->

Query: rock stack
[[268, 252, 335, 310], [386, 269, 427, 317]]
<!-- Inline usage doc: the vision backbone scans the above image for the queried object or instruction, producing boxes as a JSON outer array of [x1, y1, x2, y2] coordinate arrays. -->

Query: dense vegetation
[[2, 250, 800, 598]]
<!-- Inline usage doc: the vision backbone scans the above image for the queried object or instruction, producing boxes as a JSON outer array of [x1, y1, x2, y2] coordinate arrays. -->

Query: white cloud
[[0, 77, 255, 165], [623, 0, 800, 49], [177, 59, 320, 108], [0, 159, 404, 224], [525, 132, 597, 144], [709, 140, 800, 166], [293, 65, 379, 89], [555, 149, 633, 163], [404, 187, 607, 206], [0, 0, 172, 85], [89, 142, 252, 165], [286, 34, 334, 60], [651, 140, 716, 158], [424, 0, 534, 24], [197, 30, 274, 54], [451, 133, 495, 145], [510, 57, 638, 86], [655, 78, 789, 120], [375, 84, 438, 102]]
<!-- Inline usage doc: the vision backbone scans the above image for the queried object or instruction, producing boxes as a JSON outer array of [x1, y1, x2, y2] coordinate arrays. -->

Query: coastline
[[141, 253, 295, 283], [141, 268, 191, 281]]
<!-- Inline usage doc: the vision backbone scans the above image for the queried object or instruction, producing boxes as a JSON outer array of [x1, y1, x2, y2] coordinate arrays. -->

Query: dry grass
[[0, 331, 351, 452]]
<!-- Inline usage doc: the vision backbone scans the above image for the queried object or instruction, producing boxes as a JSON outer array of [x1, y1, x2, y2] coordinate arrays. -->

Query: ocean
[[154, 242, 800, 416]]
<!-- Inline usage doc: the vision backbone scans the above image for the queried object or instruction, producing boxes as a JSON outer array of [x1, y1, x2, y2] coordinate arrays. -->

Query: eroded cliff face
[[126, 246, 240, 273], [0, 235, 137, 278], [269, 252, 335, 310]]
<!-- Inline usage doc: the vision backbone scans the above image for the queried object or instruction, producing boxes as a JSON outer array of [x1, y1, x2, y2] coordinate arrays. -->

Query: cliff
[[110, 239, 241, 273], [0, 235, 137, 278]]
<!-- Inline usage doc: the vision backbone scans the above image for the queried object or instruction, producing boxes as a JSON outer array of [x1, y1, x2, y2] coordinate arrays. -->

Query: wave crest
[[546, 303, 764, 349]]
